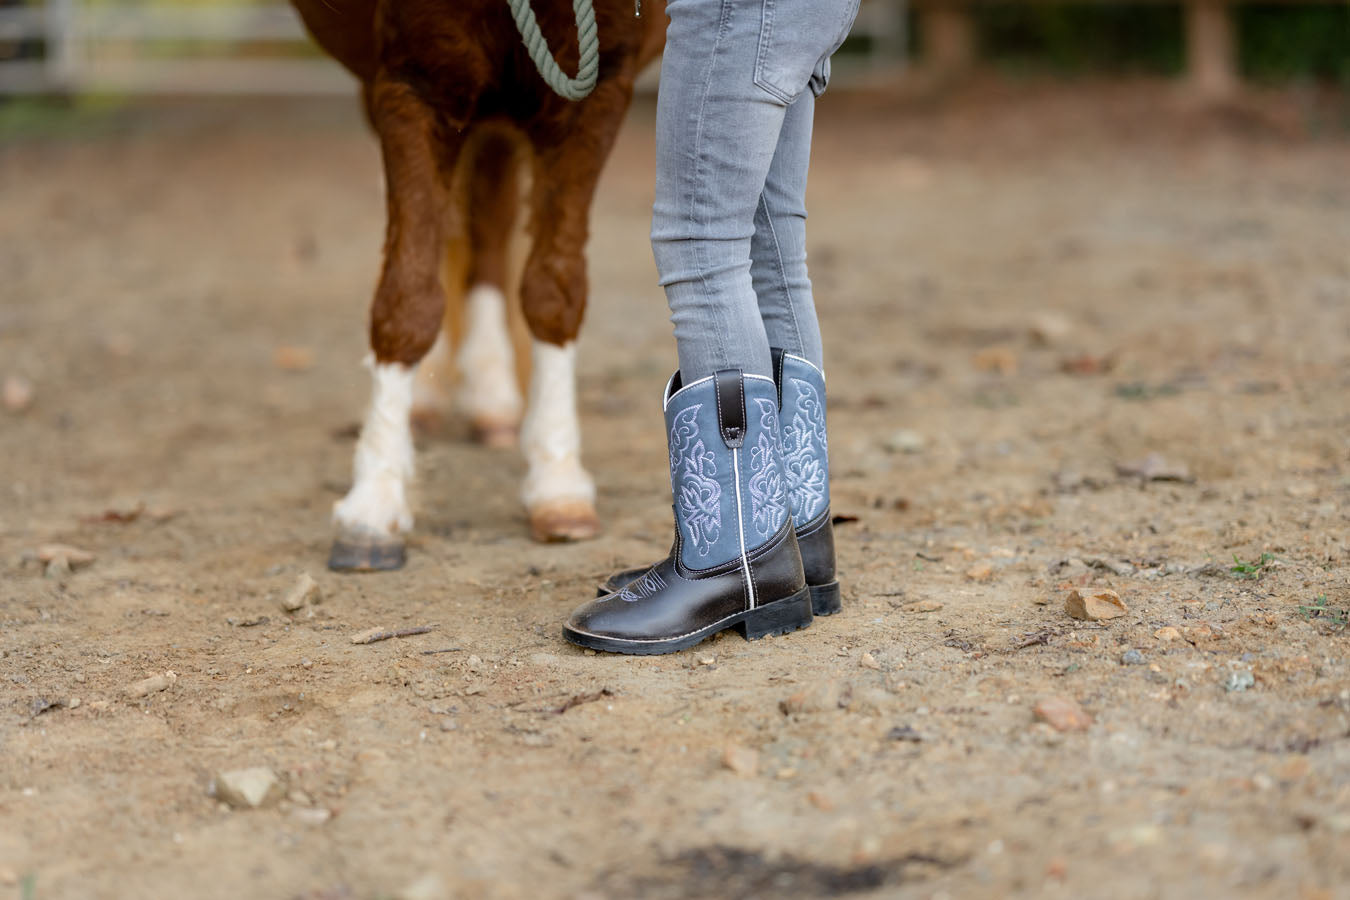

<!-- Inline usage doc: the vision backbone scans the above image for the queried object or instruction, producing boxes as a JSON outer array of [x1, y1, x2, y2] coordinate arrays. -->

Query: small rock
[[859, 652, 881, 670], [1116, 453, 1192, 483], [287, 789, 313, 806], [273, 345, 315, 372], [1154, 626, 1182, 642], [1064, 588, 1127, 621], [698, 655, 716, 666], [394, 874, 447, 900], [807, 790, 835, 811], [36, 543, 96, 577], [883, 429, 926, 455], [886, 725, 923, 742], [126, 670, 177, 699], [280, 572, 321, 612], [973, 346, 1018, 375], [1028, 311, 1072, 346], [213, 767, 285, 809], [1033, 696, 1093, 732], [1120, 649, 1145, 666], [290, 806, 332, 826], [68, 697, 81, 709], [906, 600, 943, 613], [722, 743, 759, 777], [779, 681, 845, 715], [3, 374, 33, 412], [1224, 670, 1255, 693], [965, 563, 994, 581]]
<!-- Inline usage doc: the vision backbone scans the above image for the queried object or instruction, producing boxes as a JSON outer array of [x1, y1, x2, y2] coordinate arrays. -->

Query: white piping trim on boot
[[732, 446, 755, 609]]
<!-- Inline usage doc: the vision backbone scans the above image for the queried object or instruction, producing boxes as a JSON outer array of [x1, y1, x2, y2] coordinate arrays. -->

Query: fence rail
[[0, 1, 350, 94]]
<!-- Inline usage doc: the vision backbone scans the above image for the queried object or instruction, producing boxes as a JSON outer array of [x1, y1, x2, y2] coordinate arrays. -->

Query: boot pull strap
[[770, 348, 786, 410], [714, 369, 746, 449]]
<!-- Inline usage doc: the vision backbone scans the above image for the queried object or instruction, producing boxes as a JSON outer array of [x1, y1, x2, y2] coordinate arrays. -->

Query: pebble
[[280, 572, 321, 612], [698, 655, 716, 666], [125, 670, 178, 699], [883, 429, 926, 454], [965, 564, 994, 582], [394, 874, 447, 900], [1033, 696, 1093, 732], [1224, 670, 1255, 693], [36, 543, 96, 578], [906, 600, 944, 613], [1029, 311, 1072, 345], [287, 789, 313, 806], [779, 681, 845, 714], [1154, 626, 1182, 642], [859, 652, 881, 670], [290, 807, 332, 827], [1064, 588, 1127, 621], [722, 743, 759, 777], [273, 345, 315, 372], [213, 767, 285, 809], [1120, 649, 1145, 666], [0, 866, 16, 886], [807, 790, 835, 811], [3, 374, 33, 412], [886, 725, 923, 742]]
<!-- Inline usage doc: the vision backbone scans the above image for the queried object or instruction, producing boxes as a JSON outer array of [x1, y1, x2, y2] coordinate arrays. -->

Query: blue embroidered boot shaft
[[665, 369, 789, 569], [563, 369, 811, 654], [773, 349, 840, 614]]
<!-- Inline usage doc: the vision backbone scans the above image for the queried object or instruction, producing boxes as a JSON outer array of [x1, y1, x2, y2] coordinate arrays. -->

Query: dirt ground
[[2, 80, 1348, 900]]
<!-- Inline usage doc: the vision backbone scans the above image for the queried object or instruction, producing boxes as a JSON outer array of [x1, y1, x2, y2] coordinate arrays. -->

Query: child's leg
[[750, 91, 823, 371], [650, 0, 793, 381]]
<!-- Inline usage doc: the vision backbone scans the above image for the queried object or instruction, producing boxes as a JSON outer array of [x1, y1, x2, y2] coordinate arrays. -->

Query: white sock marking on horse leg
[[520, 340, 594, 509], [457, 285, 522, 428], [334, 356, 416, 538]]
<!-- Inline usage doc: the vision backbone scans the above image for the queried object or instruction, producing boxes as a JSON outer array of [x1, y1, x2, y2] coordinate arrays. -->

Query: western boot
[[598, 349, 840, 615], [563, 369, 811, 655]]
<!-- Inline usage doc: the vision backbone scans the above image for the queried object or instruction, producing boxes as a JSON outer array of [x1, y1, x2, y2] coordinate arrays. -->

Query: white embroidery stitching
[[617, 567, 669, 602], [748, 398, 789, 537], [782, 378, 828, 522], [669, 404, 722, 557]]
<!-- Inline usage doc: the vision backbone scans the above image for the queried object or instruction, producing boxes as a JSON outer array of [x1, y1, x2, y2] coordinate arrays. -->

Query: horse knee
[[520, 255, 586, 346]]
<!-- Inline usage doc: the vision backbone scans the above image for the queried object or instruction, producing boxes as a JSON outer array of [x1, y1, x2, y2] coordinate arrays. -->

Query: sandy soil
[[1, 81, 1348, 900]]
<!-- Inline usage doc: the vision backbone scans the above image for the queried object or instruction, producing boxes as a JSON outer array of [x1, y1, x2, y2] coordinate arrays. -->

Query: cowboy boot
[[597, 349, 840, 615], [563, 369, 811, 654]]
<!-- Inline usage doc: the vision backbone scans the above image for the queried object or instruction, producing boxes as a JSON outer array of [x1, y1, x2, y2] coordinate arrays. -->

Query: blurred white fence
[[0, 0, 349, 94], [0, 0, 907, 96]]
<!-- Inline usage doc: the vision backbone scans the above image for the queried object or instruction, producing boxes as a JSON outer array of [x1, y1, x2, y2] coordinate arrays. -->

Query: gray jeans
[[651, 0, 859, 381]]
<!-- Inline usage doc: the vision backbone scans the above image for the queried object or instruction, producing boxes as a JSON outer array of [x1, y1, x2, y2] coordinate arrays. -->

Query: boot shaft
[[664, 369, 789, 570], [773, 351, 830, 524]]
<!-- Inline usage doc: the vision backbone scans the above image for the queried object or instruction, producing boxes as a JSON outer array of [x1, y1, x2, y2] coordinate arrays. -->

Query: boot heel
[[740, 588, 813, 641], [809, 581, 842, 616]]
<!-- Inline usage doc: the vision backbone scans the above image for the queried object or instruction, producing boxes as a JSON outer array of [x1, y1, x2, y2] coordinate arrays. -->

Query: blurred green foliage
[[969, 4, 1350, 83]]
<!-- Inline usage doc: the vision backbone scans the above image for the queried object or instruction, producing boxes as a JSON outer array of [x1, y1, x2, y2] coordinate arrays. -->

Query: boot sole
[[810, 581, 842, 616], [597, 579, 842, 618], [562, 587, 813, 656]]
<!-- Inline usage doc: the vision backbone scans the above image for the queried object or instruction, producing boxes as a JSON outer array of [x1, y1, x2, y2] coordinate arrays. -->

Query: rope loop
[[507, 0, 600, 102]]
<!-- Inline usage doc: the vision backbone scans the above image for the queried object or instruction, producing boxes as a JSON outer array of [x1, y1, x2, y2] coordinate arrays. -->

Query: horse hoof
[[328, 535, 407, 572], [528, 500, 601, 543], [471, 418, 519, 449]]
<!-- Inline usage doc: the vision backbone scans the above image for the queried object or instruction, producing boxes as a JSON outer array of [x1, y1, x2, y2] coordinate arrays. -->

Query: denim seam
[[688, 0, 736, 374]]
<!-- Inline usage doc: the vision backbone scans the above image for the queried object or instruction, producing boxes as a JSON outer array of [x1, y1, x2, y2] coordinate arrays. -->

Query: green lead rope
[[507, 0, 601, 101]]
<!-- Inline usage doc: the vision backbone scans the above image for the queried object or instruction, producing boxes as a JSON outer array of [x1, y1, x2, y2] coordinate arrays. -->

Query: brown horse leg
[[458, 126, 527, 448], [518, 84, 633, 543], [331, 77, 462, 571]]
